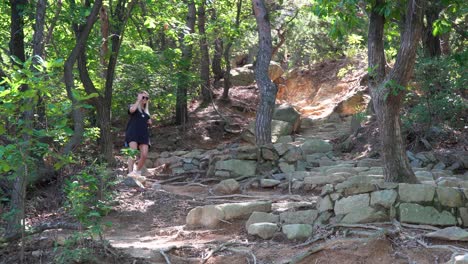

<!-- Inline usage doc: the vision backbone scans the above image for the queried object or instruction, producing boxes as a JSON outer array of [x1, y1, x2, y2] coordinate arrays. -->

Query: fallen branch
[[400, 223, 440, 231], [416, 239, 468, 253], [158, 175, 191, 184], [332, 223, 391, 231]]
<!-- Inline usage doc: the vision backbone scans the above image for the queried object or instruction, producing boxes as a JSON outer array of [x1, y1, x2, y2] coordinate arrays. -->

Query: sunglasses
[[142, 96, 149, 100]]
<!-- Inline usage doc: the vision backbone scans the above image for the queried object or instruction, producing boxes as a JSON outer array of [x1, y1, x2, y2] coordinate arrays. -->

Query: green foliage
[[53, 234, 95, 264], [64, 162, 114, 233], [120, 147, 139, 159], [403, 52, 467, 131]]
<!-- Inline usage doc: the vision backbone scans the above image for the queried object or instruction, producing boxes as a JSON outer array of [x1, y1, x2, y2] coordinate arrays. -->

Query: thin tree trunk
[[252, 0, 277, 146], [198, 0, 211, 103], [368, 0, 424, 183], [6, 0, 30, 241], [423, 0, 442, 57], [99, 5, 109, 77], [212, 38, 224, 88], [34, 0, 48, 128], [175, 0, 196, 125], [222, 0, 242, 100]]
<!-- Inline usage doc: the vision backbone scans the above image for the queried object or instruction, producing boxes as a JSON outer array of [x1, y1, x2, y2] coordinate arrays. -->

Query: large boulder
[[215, 159, 257, 178], [272, 104, 301, 132], [398, 203, 457, 226], [229, 61, 284, 87]]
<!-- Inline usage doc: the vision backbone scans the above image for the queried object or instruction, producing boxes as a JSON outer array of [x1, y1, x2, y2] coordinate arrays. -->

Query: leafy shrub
[[64, 162, 114, 237], [403, 51, 467, 133]]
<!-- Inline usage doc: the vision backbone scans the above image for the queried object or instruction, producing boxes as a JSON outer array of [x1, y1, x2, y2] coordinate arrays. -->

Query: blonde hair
[[138, 91, 150, 115]]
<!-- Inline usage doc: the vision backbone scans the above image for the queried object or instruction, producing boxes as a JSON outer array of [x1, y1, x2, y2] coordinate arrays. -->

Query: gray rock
[[398, 203, 457, 226], [341, 207, 388, 224], [318, 195, 333, 212], [282, 224, 313, 240], [217, 201, 272, 220], [186, 205, 225, 228], [370, 189, 397, 208], [123, 177, 145, 188], [273, 143, 290, 156], [415, 171, 434, 180], [273, 104, 300, 127], [245, 212, 279, 230], [454, 254, 468, 264], [248, 223, 278, 239], [276, 135, 294, 143], [399, 184, 435, 202], [282, 147, 304, 163], [292, 180, 304, 190], [279, 162, 295, 173], [343, 183, 377, 196], [303, 175, 346, 186], [260, 179, 281, 188], [436, 187, 464, 207], [321, 184, 334, 196], [300, 139, 333, 154], [271, 120, 294, 142], [460, 208, 468, 227], [215, 159, 257, 177], [432, 170, 453, 179], [424, 226, 468, 241], [213, 179, 240, 194], [334, 194, 370, 215], [279, 210, 318, 225], [357, 158, 382, 167], [324, 166, 357, 176], [433, 162, 446, 170]]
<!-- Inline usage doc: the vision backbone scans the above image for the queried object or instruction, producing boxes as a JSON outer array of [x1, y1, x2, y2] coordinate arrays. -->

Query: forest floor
[[1, 60, 467, 263]]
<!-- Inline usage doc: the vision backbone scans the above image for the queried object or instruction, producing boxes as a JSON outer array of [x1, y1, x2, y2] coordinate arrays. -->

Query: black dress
[[125, 107, 151, 146]]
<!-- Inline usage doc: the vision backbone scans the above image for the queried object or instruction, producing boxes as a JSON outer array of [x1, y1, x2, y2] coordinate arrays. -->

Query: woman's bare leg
[[127, 141, 138, 173], [137, 144, 149, 171]]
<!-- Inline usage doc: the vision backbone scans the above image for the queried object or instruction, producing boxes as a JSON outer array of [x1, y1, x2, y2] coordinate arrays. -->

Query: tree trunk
[[198, 0, 211, 103], [6, 0, 29, 240], [212, 38, 224, 88], [221, 0, 242, 100], [423, 0, 442, 57], [368, 0, 424, 183], [252, 0, 277, 146], [175, 0, 196, 125], [99, 5, 109, 77], [33, 0, 48, 128]]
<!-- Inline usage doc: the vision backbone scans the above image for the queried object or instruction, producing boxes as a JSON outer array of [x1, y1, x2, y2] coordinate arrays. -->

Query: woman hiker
[[125, 91, 152, 180]]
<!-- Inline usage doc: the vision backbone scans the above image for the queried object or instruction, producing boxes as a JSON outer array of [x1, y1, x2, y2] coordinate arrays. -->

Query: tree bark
[[423, 0, 442, 57], [99, 5, 109, 77], [6, 0, 30, 240], [175, 0, 196, 125], [198, 0, 211, 103], [33, 0, 48, 128], [368, 0, 424, 183], [221, 0, 242, 100], [252, 0, 277, 146], [212, 37, 224, 88]]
